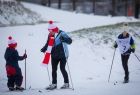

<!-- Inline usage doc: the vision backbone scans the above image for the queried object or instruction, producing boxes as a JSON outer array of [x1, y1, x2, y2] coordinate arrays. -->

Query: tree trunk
[[58, 0, 62, 9], [72, 0, 76, 11], [125, 0, 128, 16], [92, 0, 96, 13], [48, 0, 51, 7], [134, 0, 140, 18], [112, 0, 116, 16]]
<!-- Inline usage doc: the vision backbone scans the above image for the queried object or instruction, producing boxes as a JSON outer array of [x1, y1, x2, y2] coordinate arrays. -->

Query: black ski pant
[[121, 54, 130, 80], [51, 57, 69, 84], [7, 68, 23, 88]]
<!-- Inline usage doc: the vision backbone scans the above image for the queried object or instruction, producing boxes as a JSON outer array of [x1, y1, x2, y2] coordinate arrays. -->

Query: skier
[[114, 23, 135, 83], [41, 21, 72, 90], [4, 36, 27, 91]]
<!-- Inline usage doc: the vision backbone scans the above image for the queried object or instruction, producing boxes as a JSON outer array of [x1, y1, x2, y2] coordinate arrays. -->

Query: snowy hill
[[22, 2, 140, 32], [0, 0, 44, 27], [0, 2, 140, 95]]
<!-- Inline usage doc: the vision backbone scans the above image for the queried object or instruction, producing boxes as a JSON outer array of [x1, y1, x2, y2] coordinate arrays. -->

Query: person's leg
[[121, 54, 130, 82], [15, 68, 24, 90], [51, 57, 59, 84], [46, 58, 59, 90], [7, 76, 15, 91], [60, 57, 69, 84], [124, 55, 130, 80], [6, 65, 16, 90]]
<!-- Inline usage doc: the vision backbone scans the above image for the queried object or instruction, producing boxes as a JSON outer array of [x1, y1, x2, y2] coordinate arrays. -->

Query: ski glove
[[131, 48, 135, 53], [114, 44, 118, 48], [41, 47, 46, 53], [60, 36, 72, 44], [23, 53, 27, 59]]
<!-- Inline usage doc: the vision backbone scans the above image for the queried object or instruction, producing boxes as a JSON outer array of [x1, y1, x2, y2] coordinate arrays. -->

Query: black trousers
[[7, 68, 23, 88], [121, 54, 130, 80], [51, 57, 69, 84]]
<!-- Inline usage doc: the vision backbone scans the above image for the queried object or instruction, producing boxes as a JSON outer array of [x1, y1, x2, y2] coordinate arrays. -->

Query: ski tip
[[38, 90, 42, 93]]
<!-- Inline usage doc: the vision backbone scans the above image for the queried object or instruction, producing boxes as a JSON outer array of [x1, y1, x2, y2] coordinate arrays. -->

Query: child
[[4, 36, 27, 91]]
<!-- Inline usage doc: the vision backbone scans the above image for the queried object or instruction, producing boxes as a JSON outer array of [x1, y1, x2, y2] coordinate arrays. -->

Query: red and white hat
[[8, 36, 17, 48], [48, 20, 59, 33]]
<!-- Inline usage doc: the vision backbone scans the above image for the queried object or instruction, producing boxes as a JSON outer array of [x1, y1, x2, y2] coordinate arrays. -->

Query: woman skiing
[[41, 21, 72, 90]]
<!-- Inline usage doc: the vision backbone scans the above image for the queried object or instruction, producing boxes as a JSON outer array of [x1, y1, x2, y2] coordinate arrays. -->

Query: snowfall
[[0, 1, 140, 95]]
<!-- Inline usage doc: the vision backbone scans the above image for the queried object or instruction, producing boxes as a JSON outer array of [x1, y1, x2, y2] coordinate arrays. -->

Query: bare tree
[[58, 0, 62, 9], [134, 0, 140, 18], [92, 0, 96, 13], [124, 0, 128, 16], [72, 0, 77, 11], [112, 0, 116, 16], [48, 0, 51, 7]]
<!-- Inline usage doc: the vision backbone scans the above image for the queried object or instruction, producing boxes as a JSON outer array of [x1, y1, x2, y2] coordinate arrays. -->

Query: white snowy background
[[0, 1, 140, 95]]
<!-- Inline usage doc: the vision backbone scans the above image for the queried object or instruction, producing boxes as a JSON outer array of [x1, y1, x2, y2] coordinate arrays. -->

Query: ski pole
[[43, 52, 51, 85], [25, 49, 27, 90], [108, 48, 116, 82], [46, 64, 51, 85], [61, 36, 74, 90], [62, 42, 74, 90], [66, 59, 74, 90], [134, 53, 140, 63]]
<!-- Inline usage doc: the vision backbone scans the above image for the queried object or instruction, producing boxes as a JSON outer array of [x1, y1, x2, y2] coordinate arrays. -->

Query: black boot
[[60, 83, 69, 89], [15, 86, 25, 91], [9, 87, 15, 91], [46, 84, 57, 90], [123, 76, 129, 83]]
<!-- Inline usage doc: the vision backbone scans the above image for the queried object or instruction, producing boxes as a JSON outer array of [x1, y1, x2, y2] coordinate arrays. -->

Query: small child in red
[[4, 36, 27, 91]]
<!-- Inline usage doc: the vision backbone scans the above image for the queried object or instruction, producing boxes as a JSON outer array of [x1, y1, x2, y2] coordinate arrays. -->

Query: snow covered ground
[[0, 2, 140, 95]]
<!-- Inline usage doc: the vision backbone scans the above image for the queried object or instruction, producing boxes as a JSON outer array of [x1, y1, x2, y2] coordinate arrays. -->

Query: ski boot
[[60, 83, 69, 89], [9, 87, 15, 91], [15, 86, 25, 91], [46, 84, 57, 90], [123, 77, 129, 83]]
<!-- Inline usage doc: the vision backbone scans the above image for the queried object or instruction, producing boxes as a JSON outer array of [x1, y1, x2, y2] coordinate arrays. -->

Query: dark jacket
[[41, 30, 72, 59], [4, 47, 25, 73]]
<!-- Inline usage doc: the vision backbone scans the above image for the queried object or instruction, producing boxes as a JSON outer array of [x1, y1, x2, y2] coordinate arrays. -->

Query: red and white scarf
[[42, 35, 55, 64]]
